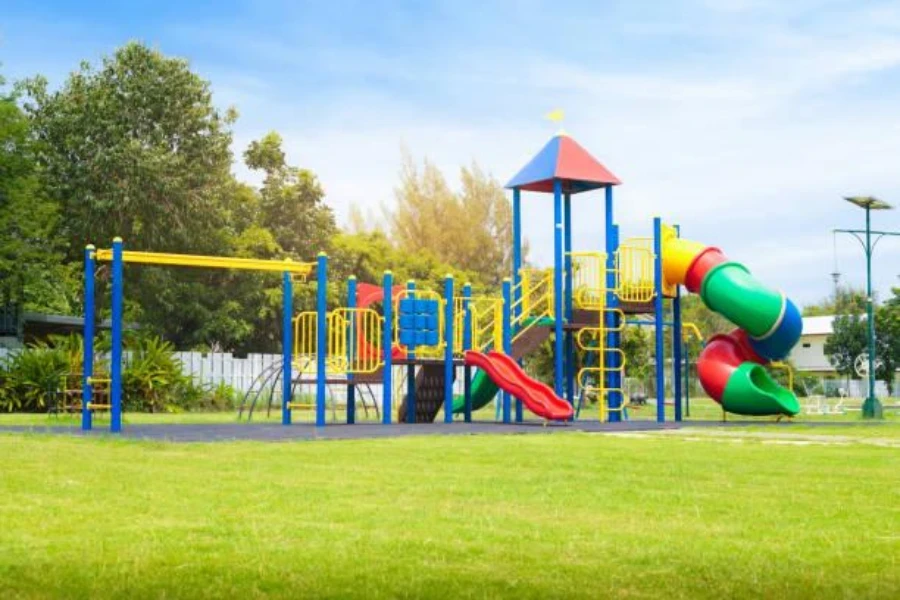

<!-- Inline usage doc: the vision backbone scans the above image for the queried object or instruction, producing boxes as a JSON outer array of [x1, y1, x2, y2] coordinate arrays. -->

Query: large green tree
[[874, 287, 900, 394], [823, 314, 867, 381], [244, 132, 336, 261], [0, 72, 72, 313], [21, 42, 236, 253]]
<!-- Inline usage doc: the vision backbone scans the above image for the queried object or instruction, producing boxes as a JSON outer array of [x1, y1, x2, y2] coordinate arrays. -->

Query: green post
[[862, 205, 883, 419]]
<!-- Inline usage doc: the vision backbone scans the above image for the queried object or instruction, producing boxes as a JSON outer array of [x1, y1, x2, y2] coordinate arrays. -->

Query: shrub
[[0, 335, 85, 412]]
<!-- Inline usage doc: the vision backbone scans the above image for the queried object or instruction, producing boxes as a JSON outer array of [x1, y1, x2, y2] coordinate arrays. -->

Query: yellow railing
[[393, 289, 445, 358], [328, 308, 384, 374], [615, 237, 655, 302], [453, 297, 468, 356], [469, 296, 503, 352], [294, 312, 318, 358], [512, 269, 553, 343], [769, 361, 794, 392], [569, 251, 607, 310], [682, 322, 704, 343]]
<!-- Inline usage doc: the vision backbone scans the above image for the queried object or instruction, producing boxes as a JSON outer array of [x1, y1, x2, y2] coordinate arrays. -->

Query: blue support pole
[[347, 276, 357, 424], [564, 192, 574, 409], [110, 238, 124, 433], [282, 270, 293, 426], [502, 278, 512, 423], [406, 280, 416, 424], [462, 282, 473, 423], [604, 186, 622, 422], [443, 275, 454, 423], [82, 245, 95, 432], [653, 217, 666, 423], [672, 226, 683, 422], [316, 252, 328, 427], [552, 180, 564, 397], [382, 271, 394, 424], [512, 188, 522, 313], [513, 188, 524, 423]]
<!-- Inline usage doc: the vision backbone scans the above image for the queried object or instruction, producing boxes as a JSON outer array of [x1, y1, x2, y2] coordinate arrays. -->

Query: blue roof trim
[[505, 136, 561, 189]]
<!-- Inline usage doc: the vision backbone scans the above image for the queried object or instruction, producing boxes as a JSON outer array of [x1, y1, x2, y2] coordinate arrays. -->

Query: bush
[[0, 334, 85, 412]]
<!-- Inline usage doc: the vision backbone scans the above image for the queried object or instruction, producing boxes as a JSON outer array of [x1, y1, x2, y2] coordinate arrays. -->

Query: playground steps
[[510, 323, 551, 360]]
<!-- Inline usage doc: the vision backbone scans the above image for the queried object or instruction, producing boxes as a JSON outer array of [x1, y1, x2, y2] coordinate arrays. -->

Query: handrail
[[682, 322, 703, 343], [95, 249, 314, 277], [615, 237, 655, 302]]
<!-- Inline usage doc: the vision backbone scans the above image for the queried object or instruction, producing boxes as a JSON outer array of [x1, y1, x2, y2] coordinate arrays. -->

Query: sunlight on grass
[[0, 432, 897, 598]]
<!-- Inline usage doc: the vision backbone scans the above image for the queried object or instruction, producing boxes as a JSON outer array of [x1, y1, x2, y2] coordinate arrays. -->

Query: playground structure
[[80, 133, 803, 432]]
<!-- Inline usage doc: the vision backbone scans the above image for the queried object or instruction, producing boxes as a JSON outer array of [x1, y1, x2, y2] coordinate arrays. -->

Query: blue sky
[[3, 0, 900, 306]]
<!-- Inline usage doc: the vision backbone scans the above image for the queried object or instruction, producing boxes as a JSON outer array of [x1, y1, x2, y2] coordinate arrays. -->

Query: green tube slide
[[700, 262, 783, 338], [451, 371, 499, 414]]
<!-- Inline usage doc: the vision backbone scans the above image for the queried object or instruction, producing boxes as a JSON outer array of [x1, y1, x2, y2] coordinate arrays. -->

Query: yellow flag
[[545, 108, 565, 123]]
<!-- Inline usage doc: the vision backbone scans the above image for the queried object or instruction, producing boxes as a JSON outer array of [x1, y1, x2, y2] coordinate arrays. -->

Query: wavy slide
[[464, 351, 573, 421], [663, 237, 802, 416]]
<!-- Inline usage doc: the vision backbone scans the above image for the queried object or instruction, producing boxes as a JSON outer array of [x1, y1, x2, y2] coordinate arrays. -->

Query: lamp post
[[834, 196, 896, 419]]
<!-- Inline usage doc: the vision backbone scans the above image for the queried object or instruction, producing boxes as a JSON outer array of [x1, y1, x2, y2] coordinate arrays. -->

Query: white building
[[789, 316, 835, 373]]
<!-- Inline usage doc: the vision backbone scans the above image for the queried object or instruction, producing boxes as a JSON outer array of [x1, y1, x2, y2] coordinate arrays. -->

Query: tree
[[803, 286, 867, 317], [823, 313, 867, 383], [874, 287, 900, 394], [21, 42, 237, 254], [0, 72, 73, 313], [386, 151, 520, 289], [244, 131, 336, 261]]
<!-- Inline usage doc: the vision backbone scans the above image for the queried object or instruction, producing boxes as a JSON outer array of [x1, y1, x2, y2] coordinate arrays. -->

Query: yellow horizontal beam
[[94, 249, 314, 275]]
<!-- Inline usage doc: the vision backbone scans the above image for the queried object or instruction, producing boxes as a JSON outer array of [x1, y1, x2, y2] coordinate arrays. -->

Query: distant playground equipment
[[80, 132, 802, 432]]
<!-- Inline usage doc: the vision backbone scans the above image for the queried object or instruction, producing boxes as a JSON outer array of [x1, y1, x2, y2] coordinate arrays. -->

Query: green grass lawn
[[1, 430, 898, 599]]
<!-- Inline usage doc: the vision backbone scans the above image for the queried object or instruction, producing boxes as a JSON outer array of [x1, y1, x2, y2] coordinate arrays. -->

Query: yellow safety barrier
[[615, 237, 655, 302], [294, 312, 318, 358], [569, 251, 607, 310], [469, 296, 503, 352], [393, 289, 445, 358], [95, 249, 314, 278], [453, 297, 467, 355], [512, 269, 553, 343], [328, 308, 384, 374]]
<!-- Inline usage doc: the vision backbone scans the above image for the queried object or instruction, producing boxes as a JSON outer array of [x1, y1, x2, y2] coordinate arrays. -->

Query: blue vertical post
[[672, 226, 683, 422], [512, 188, 522, 313], [653, 217, 665, 423], [462, 282, 473, 423], [501, 278, 512, 423], [282, 270, 293, 426], [564, 192, 574, 409], [552, 179, 564, 397], [347, 276, 357, 424], [110, 238, 124, 433], [512, 187, 524, 423], [443, 275, 454, 423], [605, 186, 623, 422], [406, 280, 416, 424], [82, 245, 95, 431], [382, 271, 393, 424], [315, 252, 328, 427]]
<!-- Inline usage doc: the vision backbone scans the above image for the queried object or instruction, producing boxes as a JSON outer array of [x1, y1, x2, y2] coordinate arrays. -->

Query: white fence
[[174, 352, 283, 393]]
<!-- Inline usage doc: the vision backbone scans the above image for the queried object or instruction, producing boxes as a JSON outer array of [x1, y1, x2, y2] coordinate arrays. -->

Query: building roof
[[505, 133, 621, 194], [802, 315, 835, 336]]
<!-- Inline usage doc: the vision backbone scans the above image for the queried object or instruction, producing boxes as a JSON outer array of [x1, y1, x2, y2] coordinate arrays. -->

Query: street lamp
[[835, 195, 895, 419]]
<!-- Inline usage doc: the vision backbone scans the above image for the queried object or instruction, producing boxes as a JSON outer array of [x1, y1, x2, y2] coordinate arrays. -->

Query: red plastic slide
[[464, 350, 573, 421]]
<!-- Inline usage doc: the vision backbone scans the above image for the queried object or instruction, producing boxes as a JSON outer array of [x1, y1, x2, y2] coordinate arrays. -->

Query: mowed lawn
[[1, 430, 898, 599]]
